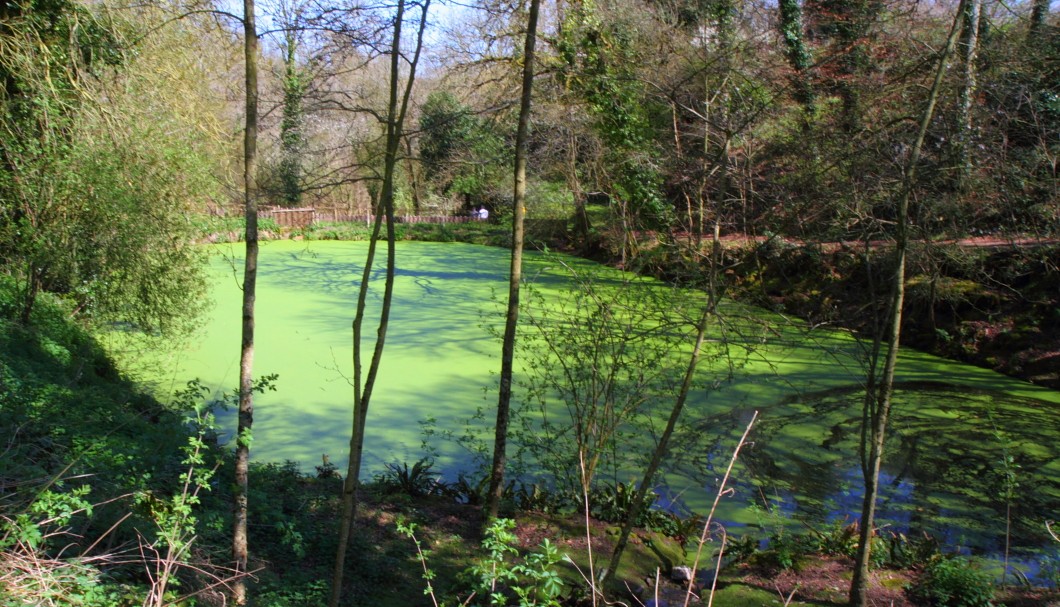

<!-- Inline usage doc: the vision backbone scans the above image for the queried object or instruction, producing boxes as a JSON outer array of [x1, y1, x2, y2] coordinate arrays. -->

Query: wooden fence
[[262, 208, 315, 228], [260, 207, 486, 229]]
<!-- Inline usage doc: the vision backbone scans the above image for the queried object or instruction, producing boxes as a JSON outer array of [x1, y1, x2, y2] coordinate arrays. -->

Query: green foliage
[[906, 556, 996, 607], [813, 520, 860, 558], [778, 0, 812, 73], [0, 0, 213, 334], [553, 1, 668, 226], [588, 481, 677, 536], [396, 519, 439, 600], [255, 580, 329, 607], [136, 404, 215, 545], [509, 483, 572, 515], [0, 485, 93, 551], [725, 534, 759, 563], [418, 91, 509, 207], [885, 532, 942, 570], [0, 368, 226, 605], [0, 279, 192, 509], [459, 519, 565, 607], [373, 458, 446, 498], [1038, 554, 1060, 590], [400, 517, 568, 607], [278, 46, 309, 208], [754, 529, 817, 572]]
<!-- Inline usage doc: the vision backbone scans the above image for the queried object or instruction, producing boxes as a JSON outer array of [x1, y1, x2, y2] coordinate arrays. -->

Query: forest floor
[[355, 495, 1060, 607]]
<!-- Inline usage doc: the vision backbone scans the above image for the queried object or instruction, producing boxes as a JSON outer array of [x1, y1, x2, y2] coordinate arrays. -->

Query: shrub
[[459, 518, 565, 606], [906, 556, 995, 607], [588, 481, 677, 536], [754, 530, 815, 572], [372, 458, 447, 498], [885, 531, 941, 570]]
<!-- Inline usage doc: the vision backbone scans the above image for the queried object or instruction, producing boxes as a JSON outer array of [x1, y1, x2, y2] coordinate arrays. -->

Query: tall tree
[[485, 0, 542, 523], [556, 0, 668, 252], [232, 0, 259, 601], [418, 90, 505, 211], [848, 2, 966, 604], [329, 1, 429, 604]]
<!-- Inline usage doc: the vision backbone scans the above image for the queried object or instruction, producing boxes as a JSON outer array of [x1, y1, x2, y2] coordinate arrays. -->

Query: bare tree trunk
[[602, 223, 725, 585], [848, 4, 964, 604], [329, 2, 429, 605], [232, 0, 258, 602], [485, 0, 541, 522], [18, 264, 41, 326], [403, 136, 422, 215]]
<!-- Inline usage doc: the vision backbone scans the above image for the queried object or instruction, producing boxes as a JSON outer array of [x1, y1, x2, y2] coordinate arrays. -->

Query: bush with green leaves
[[401, 518, 565, 607], [753, 530, 816, 572], [589, 481, 677, 536], [464, 519, 565, 607], [254, 580, 329, 607], [511, 262, 711, 498], [906, 556, 995, 607], [885, 532, 942, 570]]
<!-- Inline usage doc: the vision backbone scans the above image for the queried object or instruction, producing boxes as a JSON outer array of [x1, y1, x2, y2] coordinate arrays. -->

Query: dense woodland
[[1, 0, 1057, 604]]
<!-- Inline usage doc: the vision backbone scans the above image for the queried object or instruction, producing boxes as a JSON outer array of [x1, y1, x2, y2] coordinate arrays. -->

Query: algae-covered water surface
[[130, 240, 1059, 572]]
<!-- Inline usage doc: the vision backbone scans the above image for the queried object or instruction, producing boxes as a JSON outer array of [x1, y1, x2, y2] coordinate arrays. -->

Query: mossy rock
[[640, 530, 692, 571]]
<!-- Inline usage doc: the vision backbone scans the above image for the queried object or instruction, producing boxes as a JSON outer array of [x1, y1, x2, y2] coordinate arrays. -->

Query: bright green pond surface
[[129, 240, 1059, 571]]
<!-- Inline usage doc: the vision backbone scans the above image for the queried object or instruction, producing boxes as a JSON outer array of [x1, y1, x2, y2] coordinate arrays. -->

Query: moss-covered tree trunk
[[778, 0, 815, 114], [1028, 0, 1050, 43], [954, 0, 981, 189]]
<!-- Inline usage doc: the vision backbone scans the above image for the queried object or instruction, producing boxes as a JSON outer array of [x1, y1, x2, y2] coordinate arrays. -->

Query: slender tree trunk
[[485, 0, 540, 522], [329, 2, 429, 605], [18, 264, 41, 326], [232, 0, 258, 603], [602, 226, 724, 586], [848, 4, 964, 604], [404, 137, 422, 215], [568, 115, 591, 243]]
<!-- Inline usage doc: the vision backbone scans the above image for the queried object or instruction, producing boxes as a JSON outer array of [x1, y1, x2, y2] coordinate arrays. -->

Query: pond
[[120, 239, 1060, 579]]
